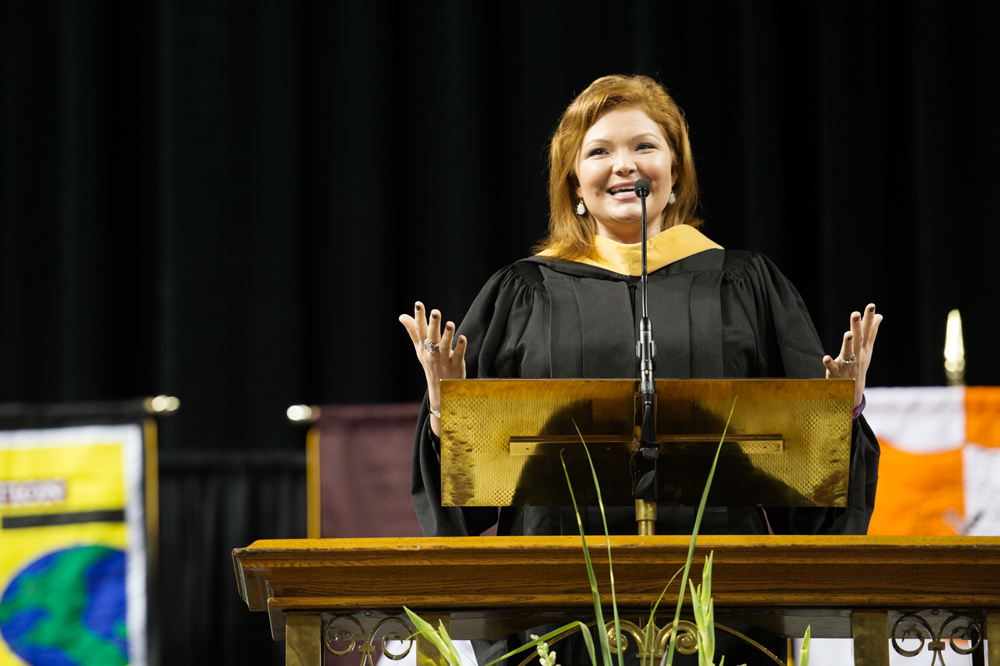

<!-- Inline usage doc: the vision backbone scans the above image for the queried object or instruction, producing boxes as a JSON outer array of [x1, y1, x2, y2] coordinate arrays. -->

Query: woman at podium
[[401, 74, 882, 541]]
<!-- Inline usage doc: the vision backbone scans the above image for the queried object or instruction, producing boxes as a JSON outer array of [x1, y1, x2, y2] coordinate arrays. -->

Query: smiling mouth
[[608, 183, 638, 198]]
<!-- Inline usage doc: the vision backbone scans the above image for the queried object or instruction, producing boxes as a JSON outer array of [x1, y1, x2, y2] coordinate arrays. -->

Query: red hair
[[535, 75, 702, 259]]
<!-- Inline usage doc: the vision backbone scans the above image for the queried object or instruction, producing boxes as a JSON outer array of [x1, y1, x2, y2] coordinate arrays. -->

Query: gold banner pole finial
[[144, 395, 180, 415], [287, 404, 321, 424], [944, 309, 966, 386]]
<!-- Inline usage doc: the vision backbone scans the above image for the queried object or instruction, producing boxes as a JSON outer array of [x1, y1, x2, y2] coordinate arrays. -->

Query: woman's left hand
[[823, 303, 884, 409]]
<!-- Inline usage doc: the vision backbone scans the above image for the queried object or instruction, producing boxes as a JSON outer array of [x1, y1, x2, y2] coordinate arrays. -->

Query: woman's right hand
[[399, 301, 467, 436]]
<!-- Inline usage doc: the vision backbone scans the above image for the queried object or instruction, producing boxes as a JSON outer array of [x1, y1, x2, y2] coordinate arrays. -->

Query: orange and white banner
[[865, 386, 1000, 536]]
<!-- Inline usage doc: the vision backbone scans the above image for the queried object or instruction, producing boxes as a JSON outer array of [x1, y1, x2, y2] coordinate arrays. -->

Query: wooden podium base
[[234, 535, 1000, 666]]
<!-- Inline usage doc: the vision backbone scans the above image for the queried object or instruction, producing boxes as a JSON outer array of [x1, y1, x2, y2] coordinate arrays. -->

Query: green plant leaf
[[699, 553, 715, 662], [574, 421, 625, 666], [800, 625, 811, 666], [403, 607, 465, 666], [664, 396, 738, 666], [705, 597, 715, 659], [688, 580, 703, 631], [688, 580, 706, 666], [688, 576, 714, 666], [701, 552, 713, 609], [561, 450, 614, 666], [484, 621, 596, 666], [642, 566, 683, 666], [436, 617, 465, 666]]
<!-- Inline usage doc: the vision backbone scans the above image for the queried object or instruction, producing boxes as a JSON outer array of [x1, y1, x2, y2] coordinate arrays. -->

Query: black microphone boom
[[633, 179, 658, 510], [634, 179, 651, 321]]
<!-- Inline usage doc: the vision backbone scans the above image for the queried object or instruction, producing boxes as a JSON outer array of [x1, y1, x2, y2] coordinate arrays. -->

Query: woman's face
[[575, 107, 677, 243]]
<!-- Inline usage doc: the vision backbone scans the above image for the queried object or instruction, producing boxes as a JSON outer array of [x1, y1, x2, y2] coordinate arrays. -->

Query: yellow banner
[[0, 425, 146, 666]]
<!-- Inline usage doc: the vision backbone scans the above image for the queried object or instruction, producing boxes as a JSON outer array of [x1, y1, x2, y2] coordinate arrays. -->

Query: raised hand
[[822, 303, 883, 410], [399, 301, 467, 436]]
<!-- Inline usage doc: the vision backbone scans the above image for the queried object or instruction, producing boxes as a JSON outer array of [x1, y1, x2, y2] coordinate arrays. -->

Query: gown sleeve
[[722, 251, 880, 535], [410, 262, 541, 537]]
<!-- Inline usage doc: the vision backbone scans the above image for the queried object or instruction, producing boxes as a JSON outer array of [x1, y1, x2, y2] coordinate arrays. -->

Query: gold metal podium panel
[[439, 379, 853, 508]]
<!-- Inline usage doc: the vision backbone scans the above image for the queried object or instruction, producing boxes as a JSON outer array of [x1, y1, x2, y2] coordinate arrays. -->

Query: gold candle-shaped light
[[944, 309, 966, 386]]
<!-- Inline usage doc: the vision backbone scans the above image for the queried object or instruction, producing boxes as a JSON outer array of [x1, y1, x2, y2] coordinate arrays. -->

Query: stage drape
[[4, 2, 1000, 428], [157, 449, 306, 666]]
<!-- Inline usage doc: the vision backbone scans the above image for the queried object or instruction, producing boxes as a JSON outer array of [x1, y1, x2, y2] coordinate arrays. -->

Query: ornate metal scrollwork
[[603, 617, 783, 665], [891, 613, 983, 665], [518, 616, 782, 666], [606, 618, 701, 658], [324, 614, 414, 666]]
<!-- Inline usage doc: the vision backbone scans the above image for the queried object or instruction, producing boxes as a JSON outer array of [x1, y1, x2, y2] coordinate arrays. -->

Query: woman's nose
[[614, 152, 636, 174]]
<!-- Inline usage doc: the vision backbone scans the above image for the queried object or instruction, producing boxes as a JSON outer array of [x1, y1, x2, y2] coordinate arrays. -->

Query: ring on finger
[[423, 338, 440, 354], [836, 354, 857, 365]]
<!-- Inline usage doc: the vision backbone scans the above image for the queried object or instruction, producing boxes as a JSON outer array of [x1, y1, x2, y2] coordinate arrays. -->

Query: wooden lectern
[[234, 535, 1000, 665], [235, 380, 999, 665]]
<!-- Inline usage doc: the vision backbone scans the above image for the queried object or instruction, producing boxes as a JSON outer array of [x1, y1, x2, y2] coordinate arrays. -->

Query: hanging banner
[[0, 424, 147, 666], [865, 386, 1000, 536]]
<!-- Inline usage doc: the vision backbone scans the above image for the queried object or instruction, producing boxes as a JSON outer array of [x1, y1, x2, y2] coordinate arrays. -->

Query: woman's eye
[[637, 142, 655, 150], [588, 147, 608, 157]]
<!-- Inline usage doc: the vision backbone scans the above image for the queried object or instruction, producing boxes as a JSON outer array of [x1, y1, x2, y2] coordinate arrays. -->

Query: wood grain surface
[[233, 535, 1000, 615]]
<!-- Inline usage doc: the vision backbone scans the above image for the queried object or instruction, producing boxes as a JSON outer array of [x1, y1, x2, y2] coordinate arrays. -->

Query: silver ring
[[422, 338, 440, 354], [836, 354, 857, 365]]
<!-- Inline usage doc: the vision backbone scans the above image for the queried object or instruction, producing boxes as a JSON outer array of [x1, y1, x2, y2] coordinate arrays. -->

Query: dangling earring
[[576, 200, 586, 215], [668, 191, 677, 205]]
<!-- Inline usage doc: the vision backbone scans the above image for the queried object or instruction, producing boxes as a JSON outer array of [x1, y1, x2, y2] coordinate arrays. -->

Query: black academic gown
[[410, 248, 880, 665]]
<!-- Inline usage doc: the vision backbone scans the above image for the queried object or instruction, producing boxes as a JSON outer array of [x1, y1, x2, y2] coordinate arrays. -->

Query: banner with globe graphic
[[0, 425, 147, 666]]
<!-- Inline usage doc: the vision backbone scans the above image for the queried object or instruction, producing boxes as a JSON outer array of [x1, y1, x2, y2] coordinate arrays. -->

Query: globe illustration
[[0, 545, 128, 666]]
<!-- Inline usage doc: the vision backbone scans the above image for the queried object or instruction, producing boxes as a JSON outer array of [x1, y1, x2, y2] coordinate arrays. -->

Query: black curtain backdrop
[[4, 1, 1000, 435], [157, 450, 306, 666], [2, 1, 1000, 663]]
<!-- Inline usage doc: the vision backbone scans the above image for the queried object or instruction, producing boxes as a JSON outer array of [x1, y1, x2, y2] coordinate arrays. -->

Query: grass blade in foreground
[[561, 451, 613, 666], [405, 608, 596, 666], [404, 607, 465, 666], [486, 622, 597, 666], [403, 606, 596, 666], [574, 422, 625, 666], [663, 396, 737, 666], [688, 553, 715, 666], [641, 566, 684, 666]]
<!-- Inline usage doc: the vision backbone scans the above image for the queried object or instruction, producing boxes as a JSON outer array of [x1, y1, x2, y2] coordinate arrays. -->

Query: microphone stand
[[632, 179, 658, 536]]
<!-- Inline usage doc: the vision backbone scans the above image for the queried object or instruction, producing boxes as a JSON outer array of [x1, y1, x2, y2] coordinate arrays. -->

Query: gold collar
[[539, 225, 723, 276]]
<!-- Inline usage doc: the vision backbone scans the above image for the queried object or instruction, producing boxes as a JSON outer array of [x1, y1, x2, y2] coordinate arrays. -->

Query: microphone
[[633, 178, 658, 508]]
